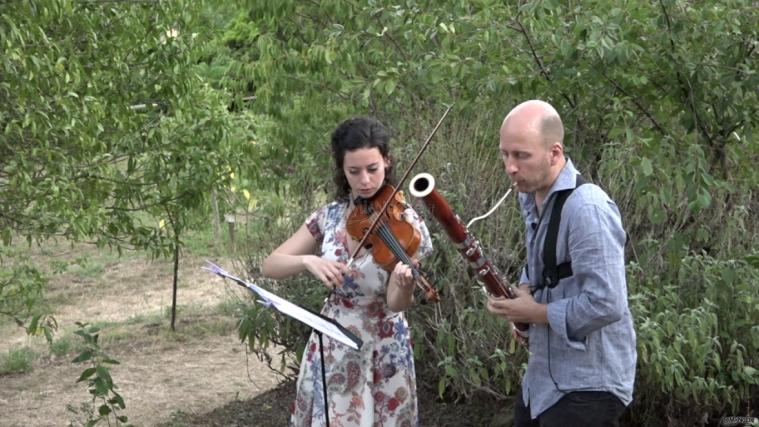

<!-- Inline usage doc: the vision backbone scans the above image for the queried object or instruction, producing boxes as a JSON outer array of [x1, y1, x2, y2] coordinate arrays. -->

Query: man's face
[[498, 125, 554, 195]]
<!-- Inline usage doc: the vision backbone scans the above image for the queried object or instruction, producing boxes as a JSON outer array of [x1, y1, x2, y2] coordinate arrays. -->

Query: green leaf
[[109, 392, 126, 409], [77, 367, 97, 382], [744, 366, 757, 378], [744, 255, 759, 268], [72, 350, 93, 363], [640, 158, 653, 177], [444, 364, 458, 377], [384, 79, 397, 95]]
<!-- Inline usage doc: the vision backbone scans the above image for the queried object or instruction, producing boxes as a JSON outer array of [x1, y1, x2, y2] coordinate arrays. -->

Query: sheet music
[[203, 261, 362, 350]]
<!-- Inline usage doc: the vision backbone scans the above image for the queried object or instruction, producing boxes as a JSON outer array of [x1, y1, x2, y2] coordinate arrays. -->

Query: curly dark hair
[[330, 117, 396, 201]]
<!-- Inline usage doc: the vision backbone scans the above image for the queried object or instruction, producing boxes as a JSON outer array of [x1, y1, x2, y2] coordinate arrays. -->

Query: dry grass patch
[[0, 241, 286, 426]]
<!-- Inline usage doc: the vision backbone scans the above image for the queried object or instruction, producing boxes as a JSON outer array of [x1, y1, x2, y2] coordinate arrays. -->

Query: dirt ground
[[0, 247, 507, 427]]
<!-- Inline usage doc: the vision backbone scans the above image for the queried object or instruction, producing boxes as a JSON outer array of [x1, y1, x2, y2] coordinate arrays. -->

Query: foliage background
[[222, 1, 758, 426]]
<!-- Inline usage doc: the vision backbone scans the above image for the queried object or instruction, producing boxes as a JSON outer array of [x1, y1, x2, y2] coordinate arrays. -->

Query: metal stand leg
[[317, 331, 329, 427]]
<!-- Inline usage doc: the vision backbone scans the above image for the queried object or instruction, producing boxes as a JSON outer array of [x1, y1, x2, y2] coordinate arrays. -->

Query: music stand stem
[[317, 331, 330, 427], [201, 261, 362, 427]]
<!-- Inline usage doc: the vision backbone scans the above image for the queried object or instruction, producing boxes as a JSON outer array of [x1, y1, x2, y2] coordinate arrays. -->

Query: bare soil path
[[0, 248, 285, 426]]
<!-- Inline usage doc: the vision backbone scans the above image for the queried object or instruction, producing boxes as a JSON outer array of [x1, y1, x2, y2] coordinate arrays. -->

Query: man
[[487, 100, 636, 426]]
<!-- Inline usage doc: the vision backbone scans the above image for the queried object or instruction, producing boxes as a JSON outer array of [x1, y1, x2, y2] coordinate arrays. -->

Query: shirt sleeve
[[546, 201, 627, 343], [519, 266, 529, 284], [304, 205, 326, 243]]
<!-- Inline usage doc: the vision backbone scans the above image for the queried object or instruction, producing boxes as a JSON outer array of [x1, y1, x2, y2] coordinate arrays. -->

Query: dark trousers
[[514, 388, 626, 427]]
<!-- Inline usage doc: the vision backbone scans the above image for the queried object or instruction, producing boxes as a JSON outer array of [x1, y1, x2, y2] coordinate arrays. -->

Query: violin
[[343, 104, 453, 302], [346, 184, 440, 302]]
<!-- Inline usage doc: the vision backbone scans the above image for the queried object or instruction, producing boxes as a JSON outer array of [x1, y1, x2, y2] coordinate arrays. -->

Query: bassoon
[[408, 172, 529, 338]]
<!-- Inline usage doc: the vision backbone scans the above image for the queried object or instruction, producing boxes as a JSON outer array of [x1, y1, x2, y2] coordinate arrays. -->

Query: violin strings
[[375, 223, 408, 261], [374, 219, 436, 298], [361, 204, 421, 280], [376, 223, 418, 276]]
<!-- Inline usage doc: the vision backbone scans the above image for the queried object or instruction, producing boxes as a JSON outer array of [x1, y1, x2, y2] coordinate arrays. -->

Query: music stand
[[202, 261, 362, 427]]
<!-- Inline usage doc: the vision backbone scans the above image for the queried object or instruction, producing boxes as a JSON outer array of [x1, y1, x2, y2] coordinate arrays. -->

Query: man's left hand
[[486, 285, 548, 324]]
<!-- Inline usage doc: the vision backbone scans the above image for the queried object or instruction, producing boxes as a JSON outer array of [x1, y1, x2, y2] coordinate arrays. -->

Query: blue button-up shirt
[[517, 159, 637, 419]]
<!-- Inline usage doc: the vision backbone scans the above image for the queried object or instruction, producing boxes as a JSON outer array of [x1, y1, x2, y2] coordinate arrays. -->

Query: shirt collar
[[519, 157, 581, 215], [549, 158, 581, 195]]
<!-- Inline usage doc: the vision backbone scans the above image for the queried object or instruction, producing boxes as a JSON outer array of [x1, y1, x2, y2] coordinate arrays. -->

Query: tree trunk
[[170, 231, 180, 331], [211, 189, 221, 247]]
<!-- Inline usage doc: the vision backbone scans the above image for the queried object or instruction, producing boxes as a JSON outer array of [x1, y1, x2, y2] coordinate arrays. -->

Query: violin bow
[[346, 104, 454, 268]]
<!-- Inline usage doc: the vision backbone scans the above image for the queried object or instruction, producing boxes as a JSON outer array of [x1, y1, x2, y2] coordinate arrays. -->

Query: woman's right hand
[[302, 255, 348, 289]]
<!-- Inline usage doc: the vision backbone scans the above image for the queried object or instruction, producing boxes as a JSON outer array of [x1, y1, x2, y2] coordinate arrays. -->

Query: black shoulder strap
[[541, 175, 587, 289]]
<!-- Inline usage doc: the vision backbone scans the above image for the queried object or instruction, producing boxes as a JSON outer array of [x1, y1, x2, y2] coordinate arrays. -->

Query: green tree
[[0, 0, 241, 331]]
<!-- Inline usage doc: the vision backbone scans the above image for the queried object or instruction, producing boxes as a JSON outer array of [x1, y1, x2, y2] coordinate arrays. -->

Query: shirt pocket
[[549, 325, 589, 353], [547, 329, 598, 385]]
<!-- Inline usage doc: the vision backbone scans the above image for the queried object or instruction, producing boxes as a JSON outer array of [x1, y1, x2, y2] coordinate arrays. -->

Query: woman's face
[[342, 147, 388, 199]]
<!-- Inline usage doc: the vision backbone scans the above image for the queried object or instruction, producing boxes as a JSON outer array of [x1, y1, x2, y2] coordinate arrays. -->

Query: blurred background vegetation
[[2, 0, 757, 425]]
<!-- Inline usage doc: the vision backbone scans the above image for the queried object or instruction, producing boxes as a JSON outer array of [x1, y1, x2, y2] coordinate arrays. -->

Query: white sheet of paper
[[203, 262, 361, 350], [247, 281, 360, 349]]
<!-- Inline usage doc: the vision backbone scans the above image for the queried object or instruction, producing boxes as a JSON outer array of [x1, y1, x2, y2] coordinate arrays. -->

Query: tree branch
[[658, 0, 713, 143], [601, 71, 666, 134]]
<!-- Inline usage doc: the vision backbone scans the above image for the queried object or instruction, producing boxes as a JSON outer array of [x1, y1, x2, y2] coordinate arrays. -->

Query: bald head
[[498, 100, 566, 199], [501, 100, 564, 148]]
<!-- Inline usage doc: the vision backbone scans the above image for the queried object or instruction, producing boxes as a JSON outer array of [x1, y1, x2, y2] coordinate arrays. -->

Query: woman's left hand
[[386, 262, 416, 312], [390, 262, 414, 292]]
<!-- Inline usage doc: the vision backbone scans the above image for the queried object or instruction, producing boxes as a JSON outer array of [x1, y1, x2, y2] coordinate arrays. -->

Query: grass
[[0, 300, 242, 379], [0, 346, 38, 375], [49, 335, 75, 357], [1, 221, 245, 375], [49, 302, 242, 354], [183, 222, 237, 258], [162, 410, 193, 427]]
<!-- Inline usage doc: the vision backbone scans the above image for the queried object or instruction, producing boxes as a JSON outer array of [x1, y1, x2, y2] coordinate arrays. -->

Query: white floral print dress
[[290, 199, 433, 427]]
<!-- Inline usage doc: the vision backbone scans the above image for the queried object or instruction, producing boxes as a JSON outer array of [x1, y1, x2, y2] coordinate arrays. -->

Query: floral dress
[[290, 199, 433, 427]]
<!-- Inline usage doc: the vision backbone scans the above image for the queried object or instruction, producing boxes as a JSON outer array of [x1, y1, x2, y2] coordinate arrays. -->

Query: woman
[[262, 116, 432, 426]]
